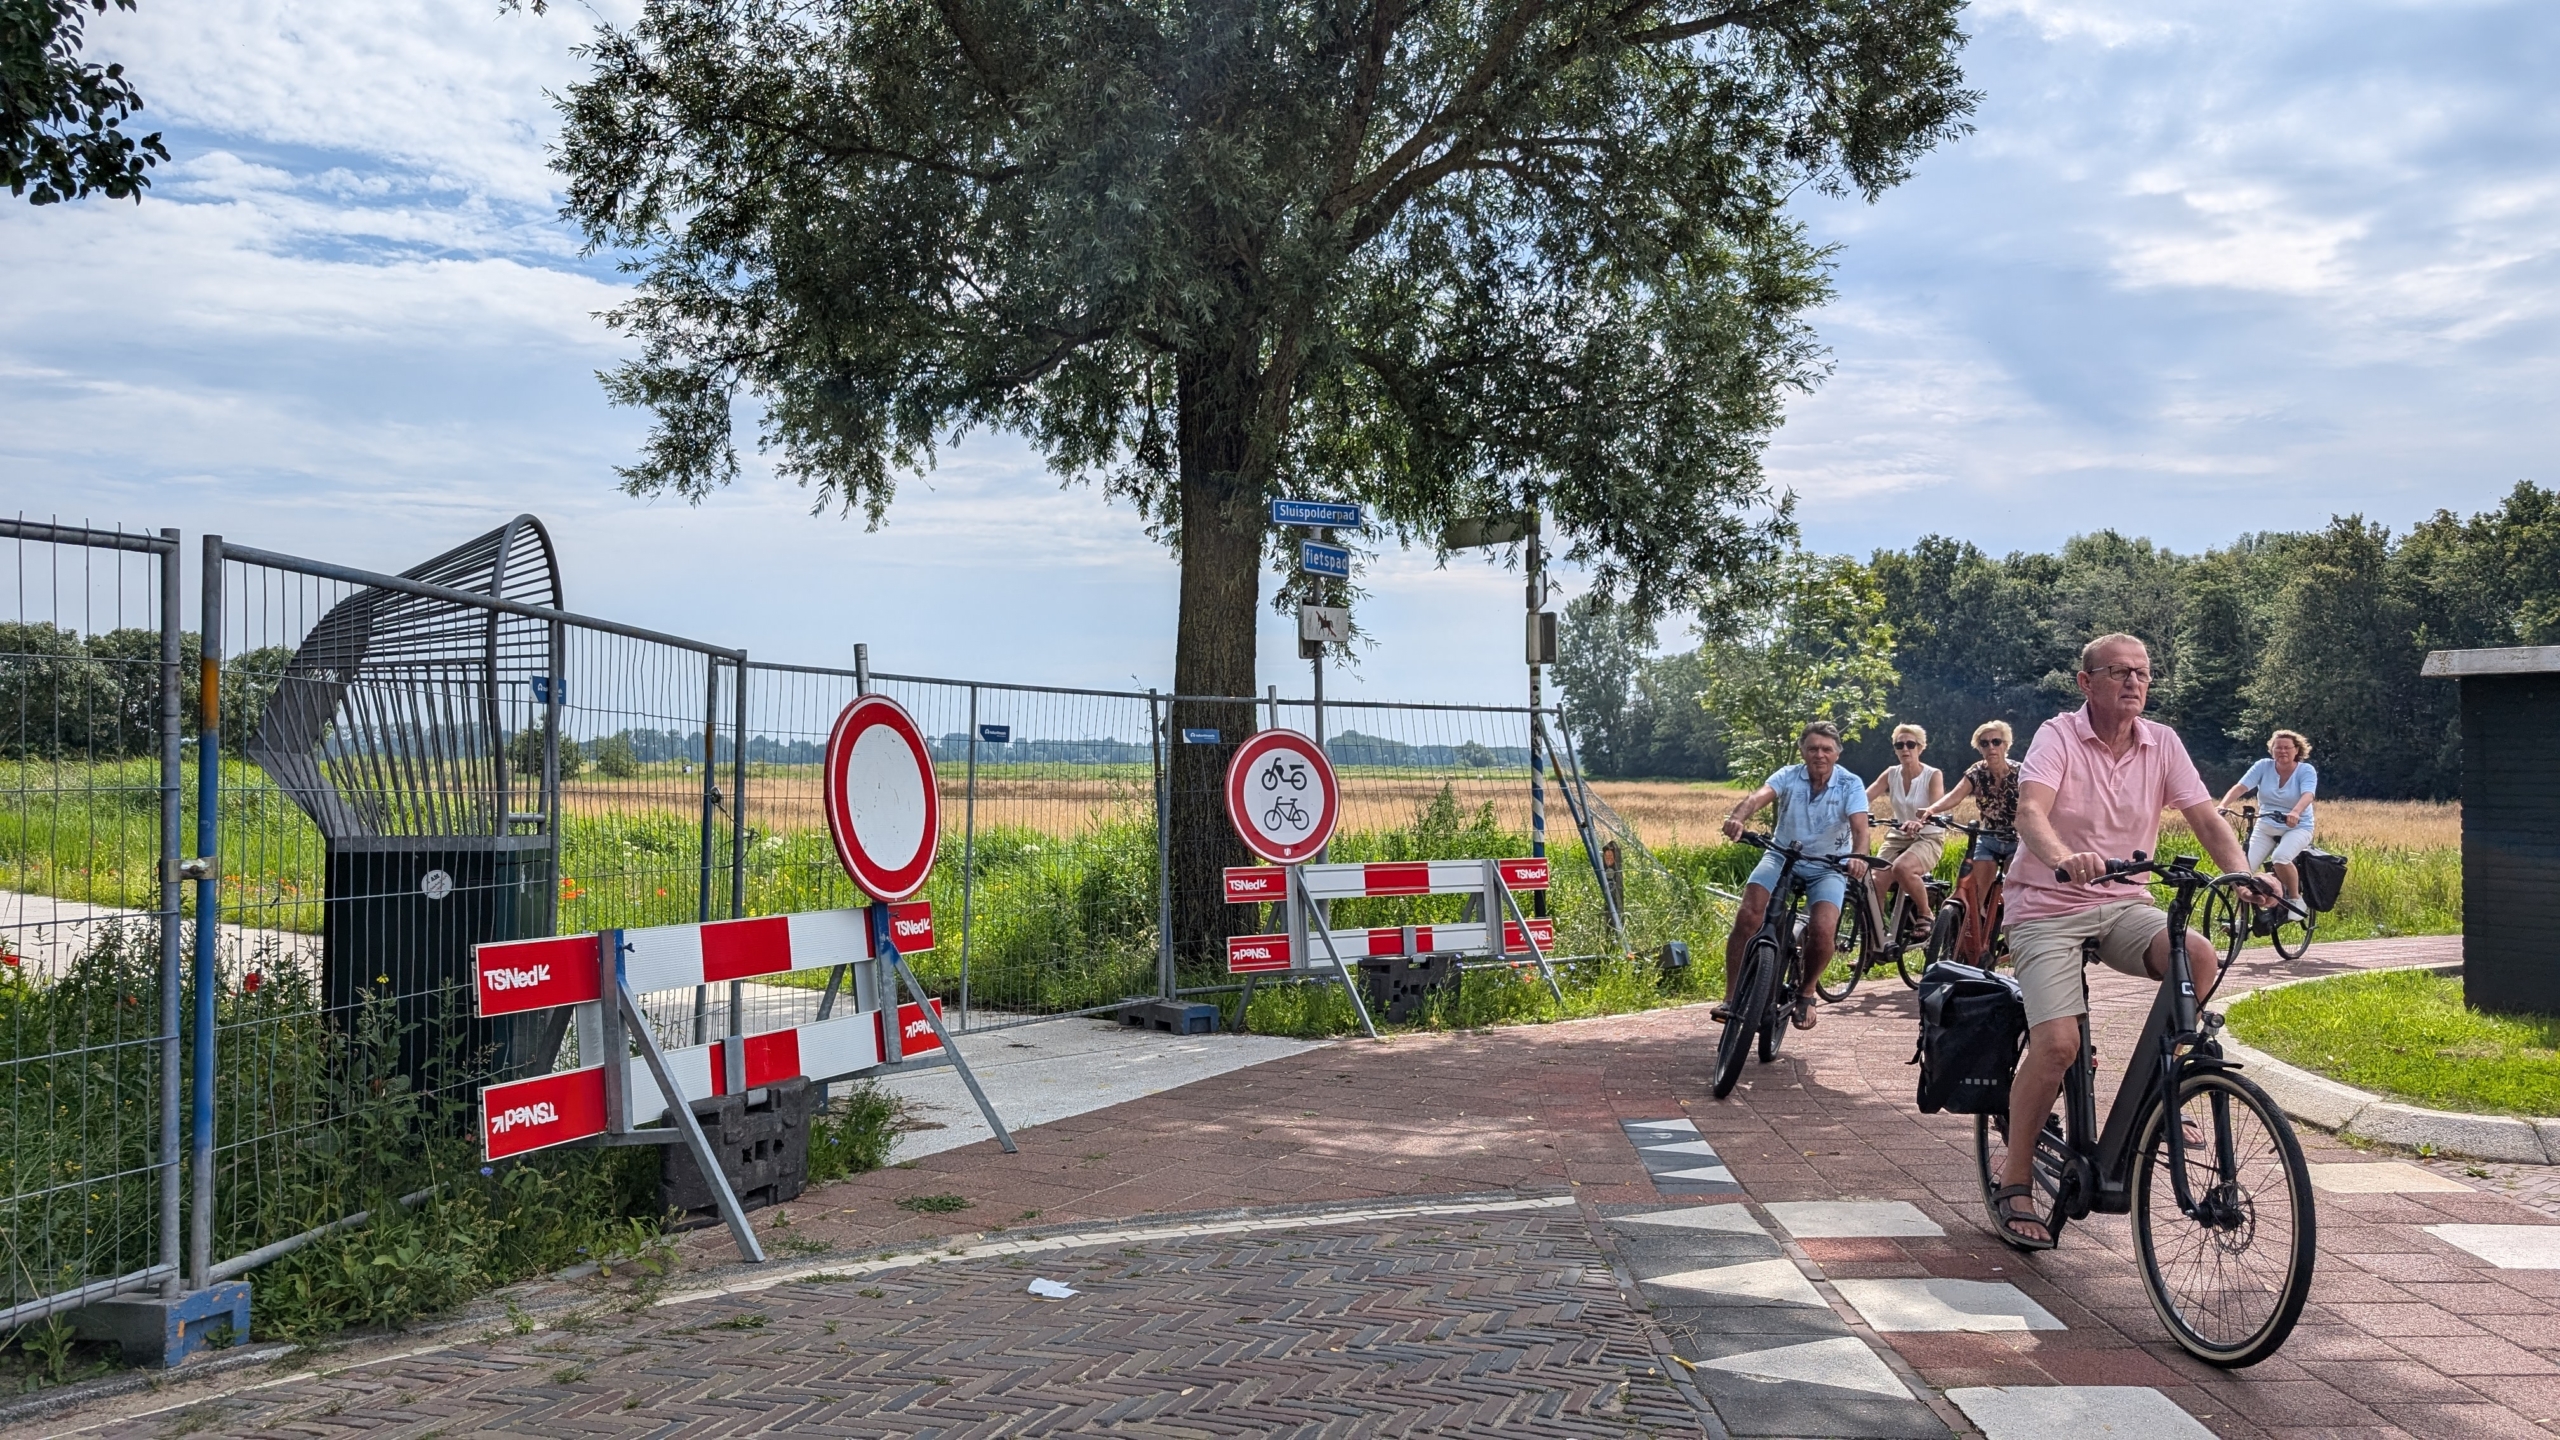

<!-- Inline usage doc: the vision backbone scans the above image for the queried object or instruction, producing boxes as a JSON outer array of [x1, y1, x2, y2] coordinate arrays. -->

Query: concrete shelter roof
[[2422, 646, 2560, 677]]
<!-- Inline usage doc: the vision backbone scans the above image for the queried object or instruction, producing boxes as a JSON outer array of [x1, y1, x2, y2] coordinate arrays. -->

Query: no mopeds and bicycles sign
[[1224, 728, 1338, 863]]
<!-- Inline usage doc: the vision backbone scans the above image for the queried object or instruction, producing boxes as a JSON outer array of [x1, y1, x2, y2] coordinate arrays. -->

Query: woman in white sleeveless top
[[1865, 723, 1945, 929]]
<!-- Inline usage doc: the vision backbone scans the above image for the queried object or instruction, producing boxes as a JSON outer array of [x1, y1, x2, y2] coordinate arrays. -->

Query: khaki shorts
[[1875, 829, 1945, 873], [2005, 898, 2169, 1029]]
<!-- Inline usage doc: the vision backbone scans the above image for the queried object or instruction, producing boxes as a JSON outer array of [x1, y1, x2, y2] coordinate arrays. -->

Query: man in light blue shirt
[[1718, 722, 1871, 1031]]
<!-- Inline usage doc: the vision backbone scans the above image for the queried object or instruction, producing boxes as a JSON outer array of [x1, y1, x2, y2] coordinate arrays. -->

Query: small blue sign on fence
[[1299, 540, 1351, 579], [531, 676, 563, 704], [1182, 728, 1221, 744], [1273, 498, 1365, 529], [978, 724, 1010, 743]]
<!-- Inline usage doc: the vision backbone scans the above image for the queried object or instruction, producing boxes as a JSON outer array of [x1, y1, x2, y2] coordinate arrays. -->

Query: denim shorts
[[1747, 850, 1847, 910]]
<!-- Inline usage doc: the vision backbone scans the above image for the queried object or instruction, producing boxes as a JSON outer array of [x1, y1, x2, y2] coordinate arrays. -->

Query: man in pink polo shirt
[[1989, 632, 2270, 1248]]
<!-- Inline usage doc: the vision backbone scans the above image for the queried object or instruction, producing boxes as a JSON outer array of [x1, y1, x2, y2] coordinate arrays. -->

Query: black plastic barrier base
[[662, 1077, 814, 1217]]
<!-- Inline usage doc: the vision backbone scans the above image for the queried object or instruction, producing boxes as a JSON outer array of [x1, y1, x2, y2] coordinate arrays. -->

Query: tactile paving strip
[[1621, 1117, 1746, 1195]]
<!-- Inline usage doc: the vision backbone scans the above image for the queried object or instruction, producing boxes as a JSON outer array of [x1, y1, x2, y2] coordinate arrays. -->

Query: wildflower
[[480, 1166, 494, 1177], [243, 972, 263, 995]]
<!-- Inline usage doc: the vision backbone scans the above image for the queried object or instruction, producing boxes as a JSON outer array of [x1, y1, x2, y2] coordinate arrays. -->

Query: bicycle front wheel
[[1924, 899, 1965, 970], [1713, 939, 1776, 1099], [2194, 886, 2250, 972], [2131, 1070, 2317, 1367], [1759, 974, 1789, 1062]]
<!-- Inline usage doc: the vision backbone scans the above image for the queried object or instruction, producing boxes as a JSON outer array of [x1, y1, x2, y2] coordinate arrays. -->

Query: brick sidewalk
[[37, 933, 2560, 1440]]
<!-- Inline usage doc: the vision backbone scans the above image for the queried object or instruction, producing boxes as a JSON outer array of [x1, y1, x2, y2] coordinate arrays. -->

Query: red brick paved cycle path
[[34, 934, 2560, 1439]]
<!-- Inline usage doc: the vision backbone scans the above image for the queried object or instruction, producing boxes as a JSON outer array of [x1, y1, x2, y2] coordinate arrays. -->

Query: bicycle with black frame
[[1922, 819, 2019, 971], [1975, 851, 2315, 1367], [2203, 805, 2316, 960], [1713, 833, 1858, 1098], [1821, 818, 1945, 1000]]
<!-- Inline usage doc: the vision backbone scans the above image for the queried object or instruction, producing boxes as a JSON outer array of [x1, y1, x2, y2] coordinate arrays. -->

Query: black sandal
[[1989, 1184, 2055, 1250], [1791, 996, 1817, 1030]]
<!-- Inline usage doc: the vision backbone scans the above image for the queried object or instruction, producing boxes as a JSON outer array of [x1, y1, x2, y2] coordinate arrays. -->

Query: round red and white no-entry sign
[[822, 693, 940, 901], [1224, 729, 1339, 864]]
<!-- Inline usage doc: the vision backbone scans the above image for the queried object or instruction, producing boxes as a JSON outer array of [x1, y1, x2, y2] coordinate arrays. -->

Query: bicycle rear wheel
[[1894, 898, 1928, 987], [1713, 939, 1776, 1099], [2269, 904, 2315, 961], [2131, 1070, 2317, 1367], [1816, 899, 1866, 1003]]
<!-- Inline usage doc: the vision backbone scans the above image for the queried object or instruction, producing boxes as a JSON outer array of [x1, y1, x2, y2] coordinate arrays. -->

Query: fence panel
[[197, 524, 758, 1280], [750, 665, 1169, 1032], [0, 520, 182, 1327]]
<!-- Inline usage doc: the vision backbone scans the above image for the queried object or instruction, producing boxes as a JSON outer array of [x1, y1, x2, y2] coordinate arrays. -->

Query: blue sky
[[2, 0, 2552, 704]]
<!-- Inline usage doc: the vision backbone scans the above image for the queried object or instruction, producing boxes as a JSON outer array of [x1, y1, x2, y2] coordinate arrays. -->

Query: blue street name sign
[[1299, 539, 1352, 578], [1272, 499, 1365, 529], [531, 676, 564, 704], [1182, 728, 1221, 744], [978, 724, 1010, 743]]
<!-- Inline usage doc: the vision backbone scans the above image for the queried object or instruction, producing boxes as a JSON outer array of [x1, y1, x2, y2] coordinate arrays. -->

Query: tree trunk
[[1166, 342, 1267, 982]]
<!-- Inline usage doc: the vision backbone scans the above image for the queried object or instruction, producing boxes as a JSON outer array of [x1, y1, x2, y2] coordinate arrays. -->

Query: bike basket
[[1911, 961, 2027, 1116], [2294, 848, 2348, 913]]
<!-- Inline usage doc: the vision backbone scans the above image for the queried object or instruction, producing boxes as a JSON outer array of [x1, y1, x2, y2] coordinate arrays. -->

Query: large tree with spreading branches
[[554, 0, 1975, 962]]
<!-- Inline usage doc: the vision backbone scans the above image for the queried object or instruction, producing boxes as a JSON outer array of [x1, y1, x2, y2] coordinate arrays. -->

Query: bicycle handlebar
[[2050, 851, 2276, 896], [1736, 831, 1863, 872], [1926, 817, 2010, 837]]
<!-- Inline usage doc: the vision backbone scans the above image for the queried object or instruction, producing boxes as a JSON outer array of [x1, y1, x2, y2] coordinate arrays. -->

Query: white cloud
[[90, 2, 631, 208], [5, 0, 2556, 697], [1776, 0, 2560, 558]]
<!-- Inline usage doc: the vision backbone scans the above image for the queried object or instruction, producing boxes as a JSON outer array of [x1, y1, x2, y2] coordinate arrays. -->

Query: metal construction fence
[[0, 522, 183, 1329], [0, 511, 1727, 1336]]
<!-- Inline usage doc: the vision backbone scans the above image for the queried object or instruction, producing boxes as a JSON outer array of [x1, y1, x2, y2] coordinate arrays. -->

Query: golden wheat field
[[555, 768, 2458, 851]]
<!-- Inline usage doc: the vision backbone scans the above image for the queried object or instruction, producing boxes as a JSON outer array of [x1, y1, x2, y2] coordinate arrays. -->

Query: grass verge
[[2225, 968, 2560, 1116]]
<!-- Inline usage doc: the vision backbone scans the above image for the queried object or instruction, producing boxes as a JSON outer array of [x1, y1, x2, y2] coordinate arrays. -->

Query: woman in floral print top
[[1909, 719, 2020, 867]]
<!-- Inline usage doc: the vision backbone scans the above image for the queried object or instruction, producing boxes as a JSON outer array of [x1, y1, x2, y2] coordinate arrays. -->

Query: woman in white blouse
[[1865, 723, 1945, 930]]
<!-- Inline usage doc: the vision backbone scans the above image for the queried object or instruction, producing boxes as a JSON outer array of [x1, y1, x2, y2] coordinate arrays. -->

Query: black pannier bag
[[2293, 848, 2348, 914], [1912, 961, 2028, 1115]]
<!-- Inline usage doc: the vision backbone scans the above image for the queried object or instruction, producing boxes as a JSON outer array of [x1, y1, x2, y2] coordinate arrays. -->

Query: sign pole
[[959, 683, 980, 1030], [1526, 510, 1547, 920]]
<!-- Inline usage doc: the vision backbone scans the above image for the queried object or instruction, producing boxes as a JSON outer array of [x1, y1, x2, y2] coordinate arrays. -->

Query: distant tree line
[[0, 627, 291, 758], [1562, 481, 2560, 799]]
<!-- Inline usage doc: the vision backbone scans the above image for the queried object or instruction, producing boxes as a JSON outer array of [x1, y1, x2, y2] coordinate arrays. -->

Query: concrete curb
[[2222, 959, 2559, 1166]]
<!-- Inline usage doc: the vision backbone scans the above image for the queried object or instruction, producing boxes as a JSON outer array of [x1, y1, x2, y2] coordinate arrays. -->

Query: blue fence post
[[189, 535, 223, 1289]]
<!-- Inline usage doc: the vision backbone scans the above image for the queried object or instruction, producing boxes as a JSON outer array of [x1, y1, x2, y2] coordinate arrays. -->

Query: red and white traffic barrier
[[1223, 858, 1547, 903], [1216, 733, 1565, 1034], [1220, 856, 1559, 977], [475, 903, 933, 1018], [472, 903, 939, 1161], [477, 1000, 948, 1160], [472, 691, 1017, 1264], [1225, 917, 1556, 974]]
